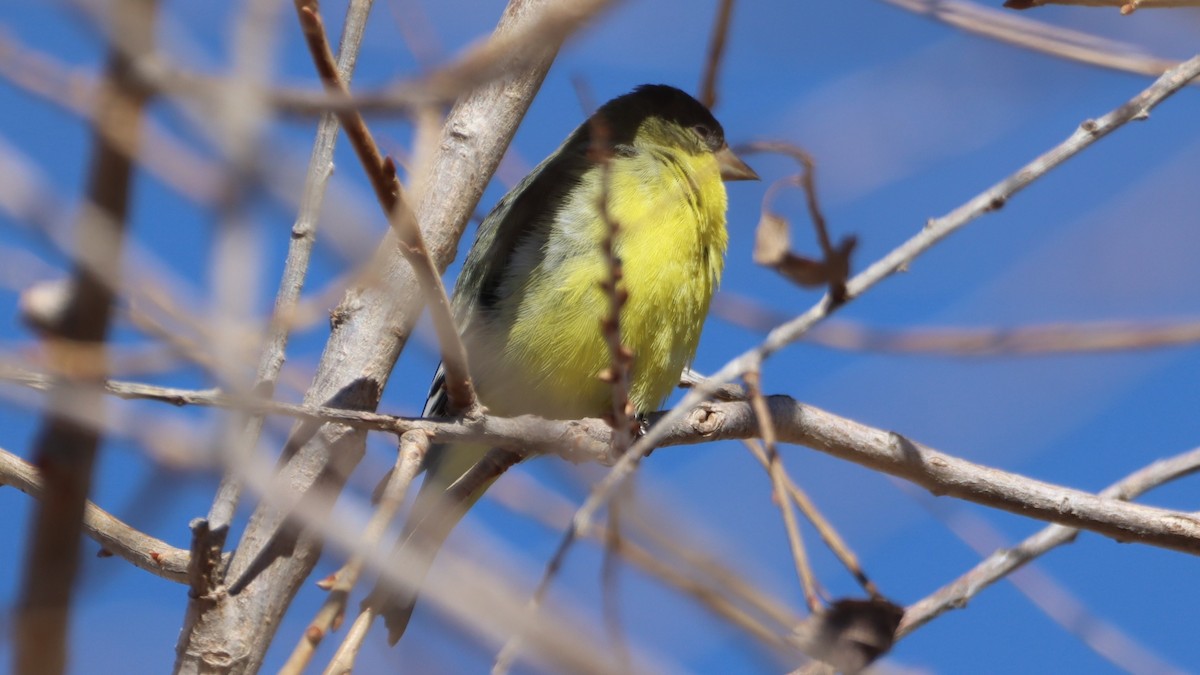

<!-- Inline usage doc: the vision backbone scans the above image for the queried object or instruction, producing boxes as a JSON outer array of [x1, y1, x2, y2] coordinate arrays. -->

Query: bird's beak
[[716, 145, 759, 182]]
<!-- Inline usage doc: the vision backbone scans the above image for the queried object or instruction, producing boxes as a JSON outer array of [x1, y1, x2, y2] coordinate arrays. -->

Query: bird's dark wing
[[420, 127, 593, 419]]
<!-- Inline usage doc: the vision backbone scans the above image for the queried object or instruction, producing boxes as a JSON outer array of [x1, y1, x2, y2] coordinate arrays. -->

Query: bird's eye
[[692, 124, 711, 139]]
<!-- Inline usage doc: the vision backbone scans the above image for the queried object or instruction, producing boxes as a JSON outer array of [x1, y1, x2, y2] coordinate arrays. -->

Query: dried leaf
[[753, 211, 791, 266]]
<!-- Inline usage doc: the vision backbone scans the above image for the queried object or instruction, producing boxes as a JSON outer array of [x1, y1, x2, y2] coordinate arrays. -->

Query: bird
[[374, 83, 758, 643]]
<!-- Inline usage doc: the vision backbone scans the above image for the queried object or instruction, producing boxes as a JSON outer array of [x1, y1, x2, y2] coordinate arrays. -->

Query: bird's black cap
[[592, 84, 727, 152]]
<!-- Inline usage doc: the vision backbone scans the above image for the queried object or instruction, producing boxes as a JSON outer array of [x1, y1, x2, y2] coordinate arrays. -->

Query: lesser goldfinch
[[377, 84, 757, 641]]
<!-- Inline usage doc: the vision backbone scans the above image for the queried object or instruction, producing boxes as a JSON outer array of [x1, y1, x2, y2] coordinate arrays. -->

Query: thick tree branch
[[5, 364, 1199, 558], [201, 0, 378, 563], [172, 2, 572, 672]]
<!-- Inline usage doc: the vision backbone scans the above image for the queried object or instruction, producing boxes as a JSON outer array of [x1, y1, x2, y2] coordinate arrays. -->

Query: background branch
[[14, 2, 156, 673]]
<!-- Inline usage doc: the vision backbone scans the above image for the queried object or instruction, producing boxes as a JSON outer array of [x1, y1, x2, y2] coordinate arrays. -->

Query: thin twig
[[910, 492, 1188, 673], [741, 439, 882, 599], [296, 0, 476, 413], [1004, 0, 1199, 11], [740, 142, 854, 303], [323, 605, 376, 675], [698, 0, 735, 109], [746, 370, 822, 613], [712, 294, 1200, 356], [281, 431, 429, 675], [575, 79, 637, 453], [878, 0, 1192, 80]]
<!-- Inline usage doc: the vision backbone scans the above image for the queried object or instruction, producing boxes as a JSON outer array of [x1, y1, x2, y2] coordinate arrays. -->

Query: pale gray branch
[[0, 446, 190, 582], [899, 446, 1200, 636], [1006, 0, 1198, 9], [6, 363, 1199, 557], [880, 0, 1190, 80], [172, 2, 571, 672]]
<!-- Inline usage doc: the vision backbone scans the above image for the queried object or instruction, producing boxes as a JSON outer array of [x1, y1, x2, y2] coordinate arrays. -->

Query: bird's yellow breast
[[471, 147, 727, 420]]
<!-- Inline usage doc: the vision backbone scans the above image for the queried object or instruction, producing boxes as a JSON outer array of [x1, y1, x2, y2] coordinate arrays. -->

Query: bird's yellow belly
[[474, 227, 720, 421]]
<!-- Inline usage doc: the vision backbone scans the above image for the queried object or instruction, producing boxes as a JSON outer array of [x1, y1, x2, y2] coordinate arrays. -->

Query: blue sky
[[2, 1, 1199, 673]]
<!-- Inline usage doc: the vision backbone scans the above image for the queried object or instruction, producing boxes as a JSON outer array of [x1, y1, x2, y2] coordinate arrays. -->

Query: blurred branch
[[745, 369, 823, 614], [101, 0, 617, 116], [713, 294, 1200, 356], [908, 489, 1187, 673], [199, 0, 379, 568], [0, 29, 223, 203], [1005, 0, 1199, 10], [698, 0, 735, 109], [295, 0, 476, 413], [900, 445, 1200, 636], [741, 439, 882, 599], [600, 495, 634, 672], [176, 1, 572, 671], [190, 0, 288, 600], [0, 446, 191, 583], [489, 472, 805, 658], [879, 0, 1193, 81], [14, 1, 156, 672], [280, 431, 429, 675]]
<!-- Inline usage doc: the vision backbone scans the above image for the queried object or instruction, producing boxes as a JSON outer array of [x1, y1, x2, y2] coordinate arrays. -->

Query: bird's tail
[[371, 442, 505, 645]]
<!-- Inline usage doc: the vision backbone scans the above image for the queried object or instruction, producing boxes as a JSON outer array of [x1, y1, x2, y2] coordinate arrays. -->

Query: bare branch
[[741, 439, 882, 600], [697, 0, 735, 109], [202, 0, 377, 550], [879, 0, 1193, 79], [900, 445, 1200, 636], [0, 445, 190, 583], [746, 370, 823, 614], [281, 432, 429, 675], [712, 295, 1200, 356], [6, 363, 1200, 558], [1005, 0, 1199, 11]]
